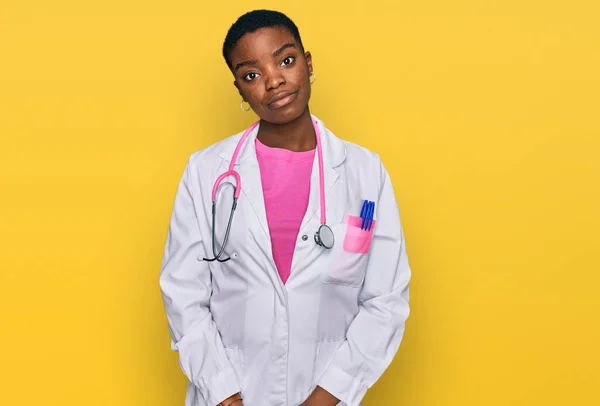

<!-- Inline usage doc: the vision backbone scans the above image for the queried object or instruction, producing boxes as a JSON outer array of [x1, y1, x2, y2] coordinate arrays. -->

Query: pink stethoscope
[[202, 118, 334, 262]]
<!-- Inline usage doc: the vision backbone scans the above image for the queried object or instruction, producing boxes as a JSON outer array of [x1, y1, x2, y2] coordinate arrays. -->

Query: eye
[[243, 72, 259, 81], [281, 56, 295, 66]]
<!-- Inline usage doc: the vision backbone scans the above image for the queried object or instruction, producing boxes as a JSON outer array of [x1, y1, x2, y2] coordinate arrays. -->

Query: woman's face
[[229, 26, 313, 124]]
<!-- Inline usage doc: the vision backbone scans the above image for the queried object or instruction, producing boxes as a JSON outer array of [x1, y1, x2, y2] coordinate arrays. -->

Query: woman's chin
[[261, 104, 309, 125]]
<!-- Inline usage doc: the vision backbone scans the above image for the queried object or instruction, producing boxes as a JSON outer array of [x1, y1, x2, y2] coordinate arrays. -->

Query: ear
[[304, 51, 313, 74]]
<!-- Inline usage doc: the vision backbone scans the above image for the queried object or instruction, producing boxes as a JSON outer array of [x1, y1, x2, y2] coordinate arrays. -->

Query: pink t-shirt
[[255, 138, 315, 284]]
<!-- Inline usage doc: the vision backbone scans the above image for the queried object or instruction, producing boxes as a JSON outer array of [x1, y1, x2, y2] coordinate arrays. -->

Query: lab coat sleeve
[[317, 158, 411, 406], [159, 157, 241, 406]]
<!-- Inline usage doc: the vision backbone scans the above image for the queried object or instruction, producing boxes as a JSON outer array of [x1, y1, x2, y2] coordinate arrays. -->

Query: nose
[[264, 67, 285, 91]]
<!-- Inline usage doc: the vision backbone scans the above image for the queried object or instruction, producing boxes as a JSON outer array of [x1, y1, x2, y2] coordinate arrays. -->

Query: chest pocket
[[321, 215, 376, 287]]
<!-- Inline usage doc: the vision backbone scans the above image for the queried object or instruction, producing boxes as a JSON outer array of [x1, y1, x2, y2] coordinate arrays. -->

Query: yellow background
[[1, 1, 599, 405]]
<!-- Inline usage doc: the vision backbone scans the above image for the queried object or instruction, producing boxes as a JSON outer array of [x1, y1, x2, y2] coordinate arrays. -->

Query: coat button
[[301, 234, 308, 241]]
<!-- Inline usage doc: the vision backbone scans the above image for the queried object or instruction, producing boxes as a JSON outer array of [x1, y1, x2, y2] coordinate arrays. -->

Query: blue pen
[[360, 200, 368, 230], [371, 202, 376, 230], [367, 201, 375, 231]]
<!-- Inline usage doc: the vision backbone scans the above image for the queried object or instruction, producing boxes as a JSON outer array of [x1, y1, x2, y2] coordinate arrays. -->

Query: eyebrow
[[273, 43, 296, 57], [234, 43, 298, 72]]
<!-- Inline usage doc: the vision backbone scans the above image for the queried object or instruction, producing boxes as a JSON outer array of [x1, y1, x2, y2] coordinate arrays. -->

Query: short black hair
[[222, 9, 305, 70]]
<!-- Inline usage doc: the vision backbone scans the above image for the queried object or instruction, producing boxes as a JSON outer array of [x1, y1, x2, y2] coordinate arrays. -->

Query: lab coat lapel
[[238, 158, 273, 250], [217, 123, 274, 263], [290, 117, 347, 280], [237, 141, 275, 263], [299, 118, 342, 232]]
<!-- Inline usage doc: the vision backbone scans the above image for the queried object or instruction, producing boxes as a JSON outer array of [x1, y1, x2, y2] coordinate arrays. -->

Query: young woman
[[159, 9, 411, 406]]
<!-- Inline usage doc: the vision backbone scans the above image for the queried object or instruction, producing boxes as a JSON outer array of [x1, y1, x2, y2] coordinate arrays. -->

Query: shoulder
[[341, 138, 381, 164], [326, 127, 385, 179], [323, 123, 381, 163], [185, 130, 245, 171]]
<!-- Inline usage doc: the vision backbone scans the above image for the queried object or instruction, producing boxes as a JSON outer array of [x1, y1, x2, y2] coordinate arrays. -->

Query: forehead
[[230, 26, 298, 61]]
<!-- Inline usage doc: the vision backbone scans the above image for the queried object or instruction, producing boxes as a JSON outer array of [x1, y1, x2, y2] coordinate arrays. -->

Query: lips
[[267, 91, 298, 110]]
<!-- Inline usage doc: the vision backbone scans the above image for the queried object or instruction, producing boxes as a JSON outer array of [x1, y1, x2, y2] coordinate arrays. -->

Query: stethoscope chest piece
[[315, 224, 334, 249]]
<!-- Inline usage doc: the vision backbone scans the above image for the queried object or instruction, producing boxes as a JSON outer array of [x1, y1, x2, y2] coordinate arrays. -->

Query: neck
[[257, 109, 316, 152]]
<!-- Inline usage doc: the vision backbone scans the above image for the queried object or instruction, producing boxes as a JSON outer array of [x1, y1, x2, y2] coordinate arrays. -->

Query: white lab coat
[[159, 115, 411, 406]]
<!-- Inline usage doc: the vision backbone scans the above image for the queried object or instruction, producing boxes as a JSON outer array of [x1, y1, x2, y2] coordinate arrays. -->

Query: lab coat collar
[[217, 114, 347, 169]]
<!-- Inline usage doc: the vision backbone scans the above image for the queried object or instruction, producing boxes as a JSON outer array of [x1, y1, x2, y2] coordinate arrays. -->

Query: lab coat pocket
[[224, 347, 244, 386], [322, 215, 375, 287], [343, 215, 376, 254]]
